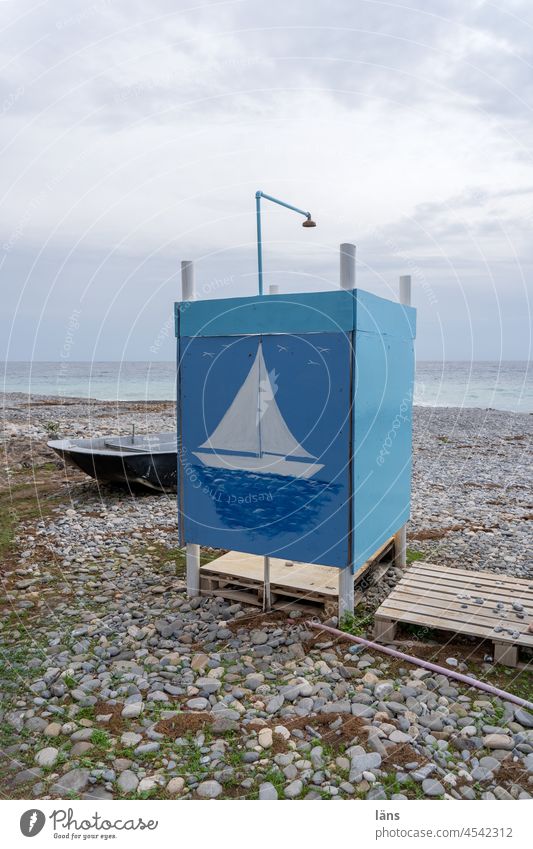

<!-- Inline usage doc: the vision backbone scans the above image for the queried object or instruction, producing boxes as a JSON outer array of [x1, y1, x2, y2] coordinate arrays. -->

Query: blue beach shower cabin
[[175, 288, 416, 575]]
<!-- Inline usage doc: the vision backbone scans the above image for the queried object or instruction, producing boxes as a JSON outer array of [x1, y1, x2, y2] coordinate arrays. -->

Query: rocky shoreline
[[1, 393, 532, 800]]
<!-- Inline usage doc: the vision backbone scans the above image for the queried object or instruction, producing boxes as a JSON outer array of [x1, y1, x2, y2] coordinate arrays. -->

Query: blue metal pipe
[[256, 192, 263, 296], [255, 190, 313, 295]]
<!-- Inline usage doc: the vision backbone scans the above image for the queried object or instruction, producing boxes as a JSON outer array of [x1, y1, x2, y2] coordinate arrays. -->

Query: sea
[[2, 361, 532, 413]]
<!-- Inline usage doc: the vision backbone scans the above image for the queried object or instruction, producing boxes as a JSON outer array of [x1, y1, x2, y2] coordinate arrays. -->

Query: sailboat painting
[[178, 331, 353, 567], [193, 343, 324, 480]]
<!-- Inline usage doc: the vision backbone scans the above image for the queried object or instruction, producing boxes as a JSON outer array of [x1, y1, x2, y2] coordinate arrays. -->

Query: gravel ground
[[0, 393, 532, 801]]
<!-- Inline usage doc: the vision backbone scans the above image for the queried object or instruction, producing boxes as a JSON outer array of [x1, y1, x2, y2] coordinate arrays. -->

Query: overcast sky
[[1, 0, 532, 362]]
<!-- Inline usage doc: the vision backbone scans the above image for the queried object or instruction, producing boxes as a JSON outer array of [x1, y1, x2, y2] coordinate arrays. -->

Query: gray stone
[[121, 732, 142, 746], [470, 766, 493, 781], [366, 785, 387, 800], [374, 682, 394, 699], [322, 700, 351, 714], [351, 703, 375, 718], [266, 694, 284, 713], [389, 730, 412, 743], [121, 702, 143, 718], [479, 756, 501, 771], [167, 777, 185, 794], [259, 782, 278, 800], [483, 733, 513, 750], [187, 698, 209, 710], [135, 742, 160, 755], [494, 786, 514, 800], [51, 768, 90, 796], [117, 770, 139, 793], [251, 630, 268, 645], [422, 778, 445, 797], [35, 747, 58, 768], [515, 709, 533, 729], [197, 780, 222, 799], [195, 677, 221, 695], [350, 752, 382, 776], [284, 779, 303, 798]]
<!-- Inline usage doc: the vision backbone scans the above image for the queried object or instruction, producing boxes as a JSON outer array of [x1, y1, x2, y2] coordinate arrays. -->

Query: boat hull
[[48, 433, 177, 492], [193, 450, 323, 479]]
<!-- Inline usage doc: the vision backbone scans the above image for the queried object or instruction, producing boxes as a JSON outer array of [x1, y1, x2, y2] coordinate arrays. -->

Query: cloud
[[0, 0, 531, 361]]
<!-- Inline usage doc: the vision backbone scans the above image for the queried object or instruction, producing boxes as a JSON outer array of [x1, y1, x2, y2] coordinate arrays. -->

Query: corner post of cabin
[[338, 243, 356, 617], [394, 274, 412, 570], [181, 259, 201, 598], [262, 283, 279, 611]]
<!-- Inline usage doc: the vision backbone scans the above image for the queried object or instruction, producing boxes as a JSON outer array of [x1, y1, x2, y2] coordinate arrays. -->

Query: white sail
[[199, 347, 261, 455], [195, 342, 323, 478]]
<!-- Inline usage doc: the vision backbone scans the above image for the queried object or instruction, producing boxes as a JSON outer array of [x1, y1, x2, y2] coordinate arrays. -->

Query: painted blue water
[[2, 360, 532, 412]]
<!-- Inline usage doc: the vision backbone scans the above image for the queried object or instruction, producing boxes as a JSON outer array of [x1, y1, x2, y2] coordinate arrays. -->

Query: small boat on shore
[[47, 432, 177, 492]]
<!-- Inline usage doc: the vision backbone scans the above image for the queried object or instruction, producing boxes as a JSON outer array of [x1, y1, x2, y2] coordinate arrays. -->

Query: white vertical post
[[399, 274, 411, 308], [181, 260, 201, 597], [394, 274, 412, 570], [340, 243, 356, 290], [262, 283, 279, 611], [338, 243, 356, 618]]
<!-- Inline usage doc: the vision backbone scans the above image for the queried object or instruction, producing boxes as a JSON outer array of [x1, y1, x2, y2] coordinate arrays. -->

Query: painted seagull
[[277, 345, 288, 352], [317, 347, 330, 353], [202, 352, 215, 358], [307, 359, 319, 366]]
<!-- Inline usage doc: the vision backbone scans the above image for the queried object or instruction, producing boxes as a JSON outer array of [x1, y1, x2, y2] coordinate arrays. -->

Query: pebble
[[259, 782, 278, 800], [284, 780, 303, 799], [422, 778, 445, 797], [167, 777, 185, 795], [50, 769, 90, 796], [258, 728, 273, 748], [35, 747, 58, 767], [197, 780, 223, 799], [483, 734, 514, 750], [117, 770, 139, 793]]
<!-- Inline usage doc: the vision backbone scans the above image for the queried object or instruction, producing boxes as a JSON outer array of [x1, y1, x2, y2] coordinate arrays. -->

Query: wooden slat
[[375, 561, 533, 653], [377, 605, 533, 647], [395, 575, 533, 608], [384, 588, 532, 627], [375, 609, 500, 641], [408, 563, 533, 593], [199, 538, 395, 612], [376, 605, 533, 646]]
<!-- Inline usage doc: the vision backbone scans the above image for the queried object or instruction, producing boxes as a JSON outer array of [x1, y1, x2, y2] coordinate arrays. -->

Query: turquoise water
[[1, 361, 532, 413]]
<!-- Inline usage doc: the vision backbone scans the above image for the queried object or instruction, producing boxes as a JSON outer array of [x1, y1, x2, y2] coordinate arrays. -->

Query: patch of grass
[[480, 665, 533, 704], [174, 738, 210, 780], [406, 548, 424, 563], [0, 509, 14, 557], [225, 747, 244, 768], [38, 462, 57, 472], [340, 607, 374, 637], [90, 729, 112, 750], [75, 706, 96, 722], [262, 766, 286, 797], [63, 674, 77, 689]]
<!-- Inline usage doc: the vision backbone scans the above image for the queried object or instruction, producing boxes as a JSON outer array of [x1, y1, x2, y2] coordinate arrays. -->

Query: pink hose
[[306, 620, 533, 712]]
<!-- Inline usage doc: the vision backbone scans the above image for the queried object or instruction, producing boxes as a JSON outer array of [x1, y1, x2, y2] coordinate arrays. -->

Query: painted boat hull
[[48, 432, 177, 492], [193, 450, 323, 479]]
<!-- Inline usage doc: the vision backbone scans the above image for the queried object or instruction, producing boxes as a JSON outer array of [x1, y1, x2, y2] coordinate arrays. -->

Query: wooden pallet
[[374, 562, 533, 667], [200, 536, 395, 615]]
